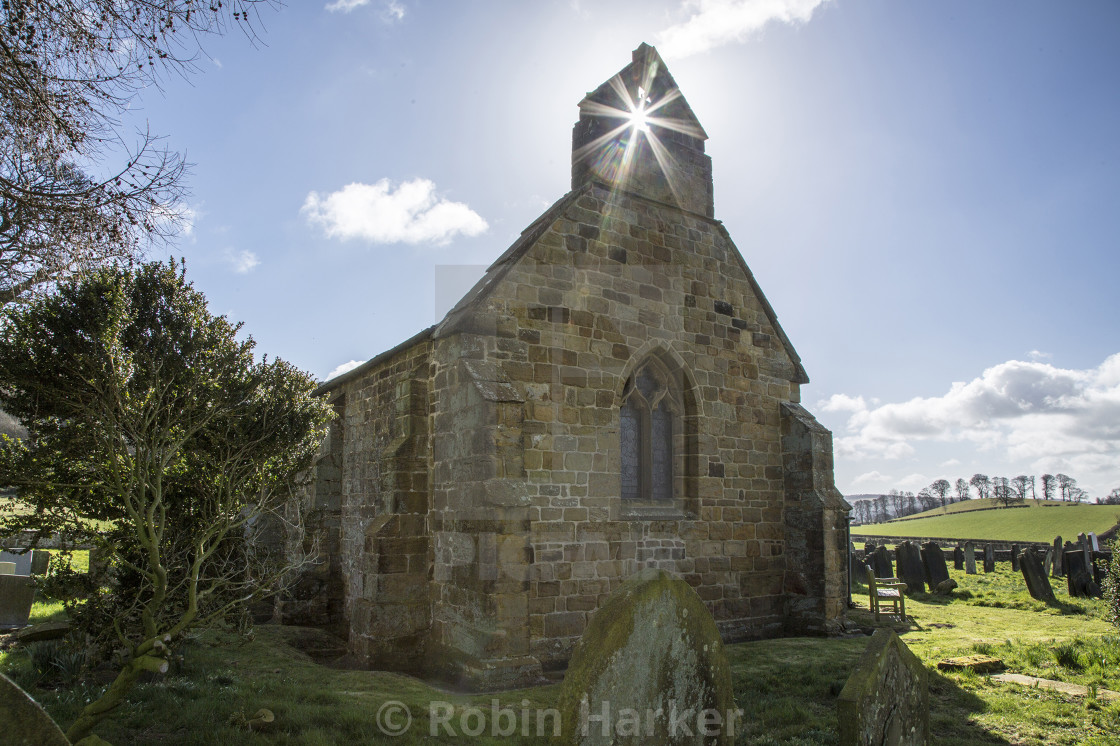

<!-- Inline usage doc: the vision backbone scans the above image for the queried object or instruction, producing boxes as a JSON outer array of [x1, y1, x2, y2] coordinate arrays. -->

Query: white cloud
[[225, 249, 260, 274], [940, 458, 961, 468], [826, 353, 1120, 493], [326, 359, 364, 380], [303, 178, 488, 245], [656, 0, 831, 59], [325, 0, 405, 19]]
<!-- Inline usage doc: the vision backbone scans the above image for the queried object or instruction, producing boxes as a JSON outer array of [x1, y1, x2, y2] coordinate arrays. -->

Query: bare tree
[[1010, 475, 1031, 504], [930, 479, 952, 508], [970, 473, 992, 501], [993, 476, 1016, 507], [0, 1, 276, 304], [1057, 473, 1076, 502], [1041, 473, 1057, 502], [916, 487, 937, 512], [954, 478, 970, 502]]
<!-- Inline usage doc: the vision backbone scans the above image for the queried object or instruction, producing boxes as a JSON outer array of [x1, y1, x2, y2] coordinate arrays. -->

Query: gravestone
[[557, 568, 741, 745], [895, 542, 925, 595], [1010, 544, 1020, 572], [0, 551, 32, 576], [849, 541, 863, 585], [920, 542, 951, 590], [1020, 548, 1056, 604], [1044, 549, 1053, 578], [837, 629, 929, 746], [871, 546, 894, 580], [0, 672, 70, 746], [953, 546, 964, 571], [1052, 536, 1064, 576], [964, 543, 976, 575], [1092, 551, 1110, 587], [0, 575, 35, 629], [0, 563, 14, 576], [29, 551, 49, 576], [1088, 533, 1101, 553], [983, 544, 995, 573], [1065, 550, 1101, 598]]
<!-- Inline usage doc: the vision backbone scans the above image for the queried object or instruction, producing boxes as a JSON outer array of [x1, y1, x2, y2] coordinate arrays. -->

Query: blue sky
[[131, 0, 1120, 498]]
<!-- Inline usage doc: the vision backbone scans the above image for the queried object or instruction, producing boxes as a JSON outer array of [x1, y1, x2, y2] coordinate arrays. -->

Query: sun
[[627, 87, 652, 133]]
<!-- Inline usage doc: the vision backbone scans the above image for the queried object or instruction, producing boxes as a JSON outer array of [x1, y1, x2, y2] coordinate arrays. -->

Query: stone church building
[[283, 44, 850, 690]]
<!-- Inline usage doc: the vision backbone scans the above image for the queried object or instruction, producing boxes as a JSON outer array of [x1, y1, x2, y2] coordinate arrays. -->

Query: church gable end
[[288, 44, 849, 690]]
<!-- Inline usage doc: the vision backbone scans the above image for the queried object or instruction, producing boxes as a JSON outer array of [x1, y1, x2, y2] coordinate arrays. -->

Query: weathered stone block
[[837, 629, 929, 746]]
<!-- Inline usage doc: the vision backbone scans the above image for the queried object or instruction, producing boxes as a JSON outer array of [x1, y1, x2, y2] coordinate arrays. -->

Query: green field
[[853, 501, 1120, 543]]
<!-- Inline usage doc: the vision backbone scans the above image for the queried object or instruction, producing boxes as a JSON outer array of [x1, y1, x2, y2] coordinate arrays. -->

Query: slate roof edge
[[314, 324, 435, 396]]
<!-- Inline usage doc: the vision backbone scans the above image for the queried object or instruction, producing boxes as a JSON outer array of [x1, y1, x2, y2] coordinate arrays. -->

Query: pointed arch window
[[620, 360, 680, 502]]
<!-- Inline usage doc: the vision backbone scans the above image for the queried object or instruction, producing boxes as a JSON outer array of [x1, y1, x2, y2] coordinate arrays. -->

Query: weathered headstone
[[920, 542, 951, 590], [1044, 549, 1053, 578], [983, 544, 995, 573], [837, 629, 929, 746], [1088, 533, 1101, 553], [29, 551, 49, 576], [849, 541, 864, 585], [1065, 549, 1101, 598], [557, 568, 741, 744], [1010, 544, 1020, 572], [0, 551, 32, 576], [953, 546, 964, 571], [1052, 536, 1064, 576], [964, 543, 976, 575], [895, 542, 925, 595], [1020, 548, 1056, 604], [0, 575, 35, 629], [871, 545, 894, 580], [0, 672, 70, 746]]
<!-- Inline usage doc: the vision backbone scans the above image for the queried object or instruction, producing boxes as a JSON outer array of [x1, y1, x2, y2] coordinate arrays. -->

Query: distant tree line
[[849, 472, 1105, 525]]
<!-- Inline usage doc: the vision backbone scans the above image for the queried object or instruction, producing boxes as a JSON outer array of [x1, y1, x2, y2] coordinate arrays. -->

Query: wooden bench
[[865, 564, 907, 621]]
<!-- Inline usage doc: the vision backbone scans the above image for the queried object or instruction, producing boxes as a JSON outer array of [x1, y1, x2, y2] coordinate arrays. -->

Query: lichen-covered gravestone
[[871, 546, 894, 580], [0, 672, 70, 745], [895, 542, 925, 595], [1052, 536, 1064, 576], [556, 568, 740, 745], [837, 629, 929, 746], [1010, 544, 1020, 572], [0, 575, 35, 629], [920, 542, 950, 590], [964, 543, 976, 575], [1020, 548, 1056, 604], [983, 544, 995, 573]]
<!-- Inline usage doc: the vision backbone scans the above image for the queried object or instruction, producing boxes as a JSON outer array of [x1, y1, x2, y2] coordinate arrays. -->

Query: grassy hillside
[[894, 497, 1065, 518], [852, 501, 1120, 543]]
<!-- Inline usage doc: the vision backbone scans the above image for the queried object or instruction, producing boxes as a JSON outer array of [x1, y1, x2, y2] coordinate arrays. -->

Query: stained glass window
[[620, 360, 678, 502]]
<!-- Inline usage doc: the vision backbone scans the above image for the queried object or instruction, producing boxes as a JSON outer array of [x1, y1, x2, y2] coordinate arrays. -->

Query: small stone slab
[[14, 621, 70, 644], [992, 673, 1120, 701], [936, 655, 1004, 674], [557, 568, 740, 744], [837, 629, 928, 746], [0, 672, 71, 745]]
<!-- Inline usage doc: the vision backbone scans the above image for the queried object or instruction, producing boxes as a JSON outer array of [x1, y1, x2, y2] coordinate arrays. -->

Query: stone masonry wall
[[429, 181, 812, 682], [334, 337, 432, 670]]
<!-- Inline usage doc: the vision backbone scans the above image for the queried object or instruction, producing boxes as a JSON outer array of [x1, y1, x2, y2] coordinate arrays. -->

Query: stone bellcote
[[572, 43, 714, 217]]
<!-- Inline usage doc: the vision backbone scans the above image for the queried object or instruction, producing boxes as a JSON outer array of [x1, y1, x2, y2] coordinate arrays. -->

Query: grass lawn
[[2, 564, 1118, 744], [852, 501, 1120, 543]]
